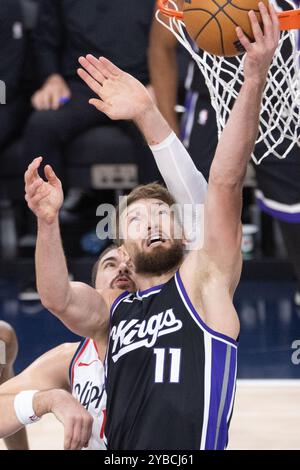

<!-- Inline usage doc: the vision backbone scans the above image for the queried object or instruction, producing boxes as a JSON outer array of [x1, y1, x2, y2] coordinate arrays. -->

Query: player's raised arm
[[77, 55, 208, 222], [195, 3, 279, 272], [0, 343, 93, 450], [177, 3, 280, 339], [24, 159, 117, 339]]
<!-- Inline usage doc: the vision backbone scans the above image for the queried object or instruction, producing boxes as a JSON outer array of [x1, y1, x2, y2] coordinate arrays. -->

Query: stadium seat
[[0, 0, 140, 258]]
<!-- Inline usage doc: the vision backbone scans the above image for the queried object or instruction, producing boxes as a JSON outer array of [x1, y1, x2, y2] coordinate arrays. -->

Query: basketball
[[183, 0, 269, 57]]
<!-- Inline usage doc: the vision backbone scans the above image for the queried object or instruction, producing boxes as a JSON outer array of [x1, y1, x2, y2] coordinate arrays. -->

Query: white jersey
[[70, 338, 106, 450]]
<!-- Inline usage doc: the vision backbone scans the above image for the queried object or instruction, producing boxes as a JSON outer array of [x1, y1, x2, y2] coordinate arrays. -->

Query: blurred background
[[0, 0, 299, 449]]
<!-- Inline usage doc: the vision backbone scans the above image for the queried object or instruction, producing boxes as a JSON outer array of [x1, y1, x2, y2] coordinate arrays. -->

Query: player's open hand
[[236, 2, 280, 84], [77, 55, 154, 121], [45, 389, 93, 450], [24, 158, 63, 224]]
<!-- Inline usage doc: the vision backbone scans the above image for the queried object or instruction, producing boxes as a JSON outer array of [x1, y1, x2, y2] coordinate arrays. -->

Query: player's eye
[[104, 262, 115, 269]]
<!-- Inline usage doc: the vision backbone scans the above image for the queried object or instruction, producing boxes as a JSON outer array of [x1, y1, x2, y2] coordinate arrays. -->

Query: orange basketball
[[183, 0, 269, 56]]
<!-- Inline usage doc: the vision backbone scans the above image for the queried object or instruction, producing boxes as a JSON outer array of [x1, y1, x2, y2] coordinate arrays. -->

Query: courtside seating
[[0, 0, 138, 258]]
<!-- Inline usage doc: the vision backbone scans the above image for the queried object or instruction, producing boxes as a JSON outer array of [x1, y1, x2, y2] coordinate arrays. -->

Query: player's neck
[[134, 267, 178, 293]]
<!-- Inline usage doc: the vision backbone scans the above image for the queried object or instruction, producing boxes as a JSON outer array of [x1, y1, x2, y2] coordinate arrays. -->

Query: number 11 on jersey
[[154, 348, 181, 384]]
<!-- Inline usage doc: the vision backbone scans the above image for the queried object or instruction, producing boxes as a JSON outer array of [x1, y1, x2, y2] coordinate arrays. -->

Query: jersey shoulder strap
[[69, 338, 89, 386]]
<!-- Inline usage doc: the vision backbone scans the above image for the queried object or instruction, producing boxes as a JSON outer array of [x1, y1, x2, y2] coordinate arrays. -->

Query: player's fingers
[[44, 165, 61, 187], [69, 420, 82, 451], [81, 415, 93, 449], [236, 27, 251, 53], [64, 422, 73, 450], [89, 98, 110, 115], [26, 178, 44, 198], [248, 10, 264, 43], [82, 55, 107, 84], [269, 3, 280, 43], [99, 57, 121, 77], [77, 68, 104, 98], [79, 56, 105, 84], [24, 157, 43, 185], [258, 2, 272, 40]]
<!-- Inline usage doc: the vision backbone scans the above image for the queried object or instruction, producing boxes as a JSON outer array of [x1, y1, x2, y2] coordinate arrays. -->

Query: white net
[[156, 0, 300, 164]]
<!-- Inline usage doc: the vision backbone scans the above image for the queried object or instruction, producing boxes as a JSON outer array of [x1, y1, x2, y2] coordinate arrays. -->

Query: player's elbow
[[210, 162, 247, 188], [38, 282, 73, 318], [40, 293, 71, 319]]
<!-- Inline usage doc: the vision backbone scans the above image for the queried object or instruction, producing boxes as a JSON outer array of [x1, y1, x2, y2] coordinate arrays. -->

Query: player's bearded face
[[121, 199, 185, 276]]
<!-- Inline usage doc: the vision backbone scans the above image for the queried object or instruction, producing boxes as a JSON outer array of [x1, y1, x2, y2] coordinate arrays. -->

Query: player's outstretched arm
[[179, 4, 279, 338], [77, 56, 208, 219], [0, 343, 93, 450], [187, 3, 279, 269], [204, 3, 279, 266], [24, 159, 117, 339]]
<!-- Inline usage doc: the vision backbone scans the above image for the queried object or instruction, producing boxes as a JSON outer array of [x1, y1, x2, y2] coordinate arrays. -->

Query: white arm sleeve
[[149, 131, 207, 249], [149, 131, 208, 206]]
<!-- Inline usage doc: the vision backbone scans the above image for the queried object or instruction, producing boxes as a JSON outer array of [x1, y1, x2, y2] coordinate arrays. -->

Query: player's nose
[[119, 262, 130, 275]]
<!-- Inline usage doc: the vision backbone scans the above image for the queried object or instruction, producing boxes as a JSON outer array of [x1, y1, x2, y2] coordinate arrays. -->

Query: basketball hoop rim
[[156, 1, 300, 31], [157, 0, 183, 19]]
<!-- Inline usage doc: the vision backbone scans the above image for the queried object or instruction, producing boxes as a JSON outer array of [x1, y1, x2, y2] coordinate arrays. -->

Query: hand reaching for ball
[[236, 2, 280, 84]]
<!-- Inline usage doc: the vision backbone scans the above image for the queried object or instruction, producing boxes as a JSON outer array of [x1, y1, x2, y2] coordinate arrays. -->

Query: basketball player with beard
[[11, 63, 209, 449], [76, 3, 278, 450], [3, 130, 207, 451], [23, 3, 279, 450], [0, 245, 134, 450]]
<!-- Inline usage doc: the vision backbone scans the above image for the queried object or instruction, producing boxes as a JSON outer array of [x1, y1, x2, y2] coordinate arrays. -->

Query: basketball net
[[156, 0, 300, 164]]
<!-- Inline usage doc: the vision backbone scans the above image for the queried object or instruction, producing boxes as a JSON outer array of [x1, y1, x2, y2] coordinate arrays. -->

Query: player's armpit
[[179, 252, 241, 341]]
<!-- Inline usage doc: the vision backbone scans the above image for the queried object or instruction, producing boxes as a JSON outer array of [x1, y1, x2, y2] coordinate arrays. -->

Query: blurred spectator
[[0, 0, 29, 149], [22, 0, 157, 191]]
